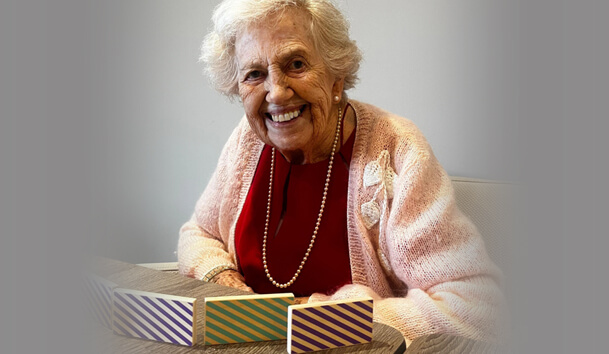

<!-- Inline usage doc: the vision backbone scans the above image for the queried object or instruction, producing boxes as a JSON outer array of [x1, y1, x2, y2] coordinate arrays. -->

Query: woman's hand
[[210, 271, 310, 305], [294, 297, 309, 305], [210, 269, 254, 293]]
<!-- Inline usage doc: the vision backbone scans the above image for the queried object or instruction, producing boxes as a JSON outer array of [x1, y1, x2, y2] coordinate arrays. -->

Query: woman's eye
[[289, 60, 305, 71], [246, 70, 262, 81]]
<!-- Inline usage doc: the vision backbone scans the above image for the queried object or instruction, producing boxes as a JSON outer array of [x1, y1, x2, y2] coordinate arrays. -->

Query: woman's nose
[[265, 72, 293, 103]]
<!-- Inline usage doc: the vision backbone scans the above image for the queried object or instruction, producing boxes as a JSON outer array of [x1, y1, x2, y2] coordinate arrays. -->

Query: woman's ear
[[332, 77, 345, 101]]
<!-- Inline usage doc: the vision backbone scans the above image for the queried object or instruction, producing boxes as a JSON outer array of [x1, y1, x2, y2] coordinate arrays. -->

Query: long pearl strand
[[262, 106, 343, 288]]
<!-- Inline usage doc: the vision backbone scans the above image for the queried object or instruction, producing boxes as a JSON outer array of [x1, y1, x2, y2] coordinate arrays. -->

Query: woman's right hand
[[211, 269, 254, 293]]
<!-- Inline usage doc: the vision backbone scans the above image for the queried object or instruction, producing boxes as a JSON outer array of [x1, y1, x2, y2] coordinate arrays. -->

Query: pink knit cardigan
[[178, 100, 503, 345]]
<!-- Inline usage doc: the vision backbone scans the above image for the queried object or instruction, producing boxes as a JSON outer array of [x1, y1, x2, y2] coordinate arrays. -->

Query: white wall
[[88, 0, 519, 263]]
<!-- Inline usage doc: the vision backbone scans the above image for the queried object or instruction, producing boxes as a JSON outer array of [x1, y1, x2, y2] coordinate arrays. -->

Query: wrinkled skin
[[211, 270, 308, 304], [235, 9, 345, 164]]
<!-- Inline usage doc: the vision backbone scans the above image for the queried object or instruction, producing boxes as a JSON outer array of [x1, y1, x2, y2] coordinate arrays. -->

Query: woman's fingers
[[213, 270, 254, 292], [294, 296, 309, 304]]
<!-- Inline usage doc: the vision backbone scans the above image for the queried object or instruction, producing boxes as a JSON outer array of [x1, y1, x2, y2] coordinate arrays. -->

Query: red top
[[235, 120, 355, 297]]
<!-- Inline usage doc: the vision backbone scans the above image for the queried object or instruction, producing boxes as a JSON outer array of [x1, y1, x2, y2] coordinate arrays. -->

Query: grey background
[[3, 1, 608, 353], [86, 0, 519, 264]]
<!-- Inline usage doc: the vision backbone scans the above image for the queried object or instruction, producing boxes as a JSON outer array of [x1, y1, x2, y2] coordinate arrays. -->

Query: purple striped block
[[287, 298, 373, 353], [83, 273, 117, 329], [112, 288, 197, 346]]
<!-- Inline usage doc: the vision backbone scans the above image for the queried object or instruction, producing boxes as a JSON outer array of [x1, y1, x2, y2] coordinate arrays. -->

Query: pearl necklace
[[262, 106, 343, 288]]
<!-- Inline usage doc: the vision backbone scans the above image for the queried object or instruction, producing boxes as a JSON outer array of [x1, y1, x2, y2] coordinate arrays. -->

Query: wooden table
[[407, 333, 503, 353], [88, 258, 406, 353]]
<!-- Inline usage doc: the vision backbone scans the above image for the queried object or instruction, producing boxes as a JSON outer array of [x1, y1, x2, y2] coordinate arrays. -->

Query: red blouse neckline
[[234, 116, 356, 296]]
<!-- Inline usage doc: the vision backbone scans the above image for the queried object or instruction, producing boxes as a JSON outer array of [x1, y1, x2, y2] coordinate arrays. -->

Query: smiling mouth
[[266, 105, 306, 123]]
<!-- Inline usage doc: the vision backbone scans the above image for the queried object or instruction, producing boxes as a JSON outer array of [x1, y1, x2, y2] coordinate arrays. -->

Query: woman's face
[[235, 10, 343, 164]]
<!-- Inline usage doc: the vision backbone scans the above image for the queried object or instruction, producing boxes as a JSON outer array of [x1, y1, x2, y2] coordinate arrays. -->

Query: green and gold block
[[203, 293, 294, 345]]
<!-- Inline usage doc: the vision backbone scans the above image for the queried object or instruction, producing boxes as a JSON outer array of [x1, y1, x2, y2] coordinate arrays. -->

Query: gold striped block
[[287, 298, 374, 353], [203, 293, 294, 345]]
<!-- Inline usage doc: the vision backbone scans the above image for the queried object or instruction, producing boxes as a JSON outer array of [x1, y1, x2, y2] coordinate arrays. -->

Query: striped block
[[112, 289, 197, 346], [203, 293, 294, 345], [287, 298, 374, 353], [83, 273, 117, 329]]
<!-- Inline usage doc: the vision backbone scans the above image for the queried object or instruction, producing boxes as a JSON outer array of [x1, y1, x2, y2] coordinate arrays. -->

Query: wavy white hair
[[201, 0, 362, 97]]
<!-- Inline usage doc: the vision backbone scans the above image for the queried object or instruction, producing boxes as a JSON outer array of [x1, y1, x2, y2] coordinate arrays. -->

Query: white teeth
[[271, 109, 301, 122]]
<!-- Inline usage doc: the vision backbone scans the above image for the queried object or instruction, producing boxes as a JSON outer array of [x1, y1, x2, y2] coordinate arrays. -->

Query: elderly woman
[[178, 0, 502, 345]]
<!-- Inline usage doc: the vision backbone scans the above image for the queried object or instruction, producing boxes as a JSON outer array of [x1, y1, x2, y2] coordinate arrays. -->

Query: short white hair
[[201, 0, 362, 97]]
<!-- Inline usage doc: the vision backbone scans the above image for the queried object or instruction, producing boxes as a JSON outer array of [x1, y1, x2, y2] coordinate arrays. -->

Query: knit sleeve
[[310, 126, 505, 345], [177, 120, 248, 281]]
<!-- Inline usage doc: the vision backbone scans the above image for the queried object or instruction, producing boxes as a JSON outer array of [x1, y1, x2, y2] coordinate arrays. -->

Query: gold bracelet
[[201, 265, 236, 283]]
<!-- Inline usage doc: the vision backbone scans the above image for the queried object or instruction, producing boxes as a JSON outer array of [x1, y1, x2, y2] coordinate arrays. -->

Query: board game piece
[[112, 288, 197, 346], [83, 273, 117, 329], [287, 298, 373, 353], [203, 293, 294, 345]]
